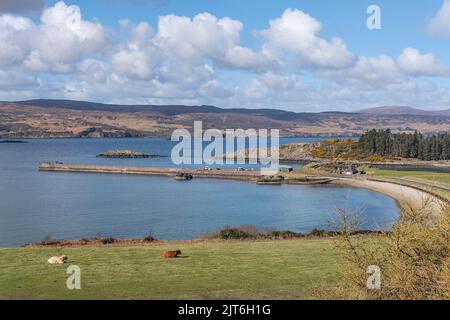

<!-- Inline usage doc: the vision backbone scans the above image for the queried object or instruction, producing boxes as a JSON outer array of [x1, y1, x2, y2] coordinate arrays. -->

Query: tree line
[[358, 129, 450, 161]]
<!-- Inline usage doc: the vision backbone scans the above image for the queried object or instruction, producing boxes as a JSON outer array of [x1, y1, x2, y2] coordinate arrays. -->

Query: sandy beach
[[333, 178, 444, 214]]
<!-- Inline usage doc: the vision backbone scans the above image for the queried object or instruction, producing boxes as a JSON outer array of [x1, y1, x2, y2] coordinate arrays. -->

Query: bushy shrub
[[365, 155, 386, 162], [321, 198, 450, 300], [101, 237, 117, 245], [143, 230, 157, 242], [270, 230, 301, 239], [308, 229, 335, 237], [144, 235, 156, 242], [311, 139, 359, 160], [219, 228, 251, 240], [41, 233, 53, 245]]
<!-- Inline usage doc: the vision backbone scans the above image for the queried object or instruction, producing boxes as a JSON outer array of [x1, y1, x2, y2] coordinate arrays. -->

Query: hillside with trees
[[307, 129, 450, 161], [358, 129, 450, 161]]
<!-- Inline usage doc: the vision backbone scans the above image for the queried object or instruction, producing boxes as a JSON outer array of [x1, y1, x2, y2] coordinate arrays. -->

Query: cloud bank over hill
[[0, 1, 450, 111]]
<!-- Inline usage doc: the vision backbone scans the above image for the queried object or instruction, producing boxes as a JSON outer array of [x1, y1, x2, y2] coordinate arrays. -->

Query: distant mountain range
[[15, 99, 347, 121], [1, 99, 450, 138], [359, 106, 450, 116]]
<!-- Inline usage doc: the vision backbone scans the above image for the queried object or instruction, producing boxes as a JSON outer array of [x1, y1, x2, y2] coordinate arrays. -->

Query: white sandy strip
[[334, 178, 443, 211]]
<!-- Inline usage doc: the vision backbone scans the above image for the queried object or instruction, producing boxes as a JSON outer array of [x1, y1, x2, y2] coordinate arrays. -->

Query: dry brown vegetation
[[318, 198, 450, 300], [3, 101, 450, 138], [311, 139, 359, 160]]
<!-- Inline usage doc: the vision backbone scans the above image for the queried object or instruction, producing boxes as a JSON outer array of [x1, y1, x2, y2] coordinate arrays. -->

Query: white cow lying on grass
[[47, 255, 68, 265]]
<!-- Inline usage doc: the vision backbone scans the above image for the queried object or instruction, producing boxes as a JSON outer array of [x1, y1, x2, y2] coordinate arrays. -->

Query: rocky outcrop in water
[[97, 150, 164, 159]]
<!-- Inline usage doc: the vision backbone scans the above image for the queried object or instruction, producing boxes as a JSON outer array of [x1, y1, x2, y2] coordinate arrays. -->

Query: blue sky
[[1, 0, 450, 111], [46, 0, 446, 58]]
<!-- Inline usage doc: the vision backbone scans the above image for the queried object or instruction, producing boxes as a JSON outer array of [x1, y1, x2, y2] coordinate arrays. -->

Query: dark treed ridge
[[358, 129, 450, 160]]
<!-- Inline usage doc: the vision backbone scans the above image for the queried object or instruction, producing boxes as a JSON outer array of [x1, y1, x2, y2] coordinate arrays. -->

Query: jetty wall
[[39, 163, 261, 181]]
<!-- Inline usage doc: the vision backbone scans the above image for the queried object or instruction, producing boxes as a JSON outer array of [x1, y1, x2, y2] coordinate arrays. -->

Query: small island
[[96, 150, 165, 159]]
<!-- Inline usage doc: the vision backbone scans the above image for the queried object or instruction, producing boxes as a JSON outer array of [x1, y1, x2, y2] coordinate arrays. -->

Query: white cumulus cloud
[[0, 1, 107, 73], [28, 1, 107, 72], [0, 15, 35, 66], [1, 3, 450, 110], [261, 9, 355, 69], [397, 47, 450, 76], [154, 12, 274, 70]]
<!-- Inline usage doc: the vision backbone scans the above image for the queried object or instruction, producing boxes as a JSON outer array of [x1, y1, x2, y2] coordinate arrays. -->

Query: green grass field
[[0, 239, 338, 300], [369, 168, 450, 186], [367, 168, 450, 200]]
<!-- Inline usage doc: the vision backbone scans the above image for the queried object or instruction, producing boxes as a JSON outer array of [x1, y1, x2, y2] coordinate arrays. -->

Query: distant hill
[[15, 99, 347, 121], [2, 99, 450, 138], [359, 105, 450, 117], [358, 106, 432, 116], [16, 99, 222, 115]]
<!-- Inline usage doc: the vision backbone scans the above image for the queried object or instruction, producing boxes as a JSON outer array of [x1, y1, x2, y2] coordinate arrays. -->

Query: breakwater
[[39, 162, 261, 181], [38, 162, 337, 185]]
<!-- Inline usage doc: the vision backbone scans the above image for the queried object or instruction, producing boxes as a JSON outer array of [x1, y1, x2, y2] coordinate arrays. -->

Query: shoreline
[[331, 178, 445, 213], [19, 229, 386, 249], [29, 162, 444, 249], [39, 162, 443, 206]]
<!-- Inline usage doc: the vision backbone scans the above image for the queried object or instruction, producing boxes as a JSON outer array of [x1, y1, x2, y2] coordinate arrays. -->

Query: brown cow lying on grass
[[160, 250, 182, 258]]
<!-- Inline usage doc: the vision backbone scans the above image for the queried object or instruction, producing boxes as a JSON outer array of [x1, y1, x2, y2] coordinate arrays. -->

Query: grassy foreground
[[0, 239, 338, 300]]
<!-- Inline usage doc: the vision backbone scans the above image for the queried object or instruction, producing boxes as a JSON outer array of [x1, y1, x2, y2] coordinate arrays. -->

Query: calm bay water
[[0, 138, 399, 247]]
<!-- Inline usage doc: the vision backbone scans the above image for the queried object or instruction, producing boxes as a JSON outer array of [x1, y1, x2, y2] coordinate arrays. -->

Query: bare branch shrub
[[322, 196, 450, 300]]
